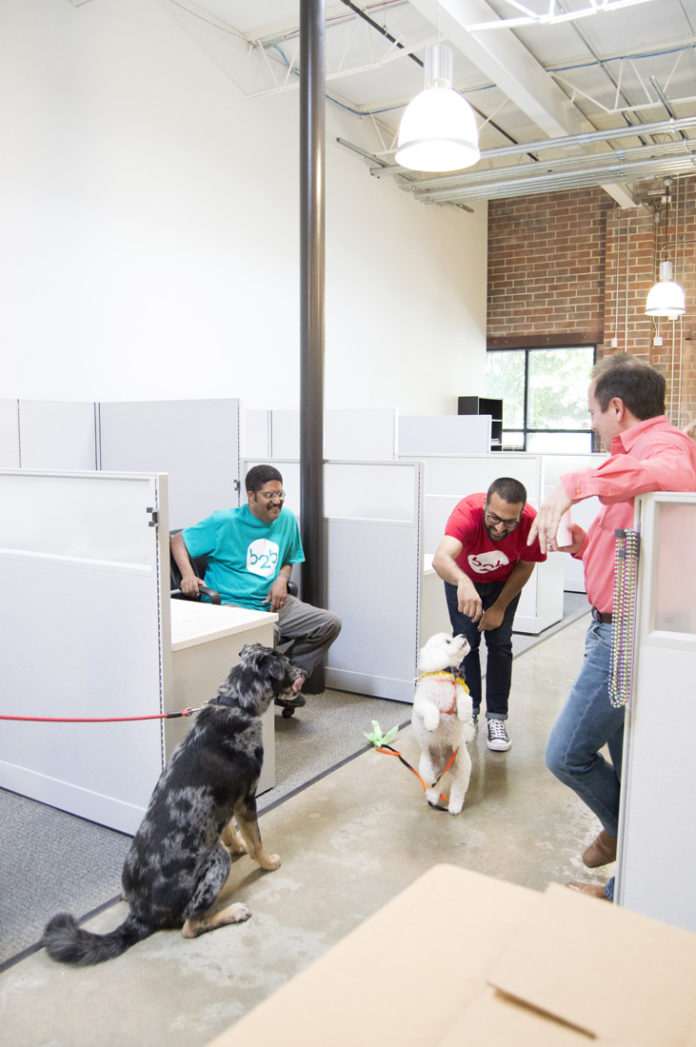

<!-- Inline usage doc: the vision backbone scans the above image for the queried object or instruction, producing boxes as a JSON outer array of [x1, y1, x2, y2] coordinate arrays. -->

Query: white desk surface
[[170, 598, 278, 651]]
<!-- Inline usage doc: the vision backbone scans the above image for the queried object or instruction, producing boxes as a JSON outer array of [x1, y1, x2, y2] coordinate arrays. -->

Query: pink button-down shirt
[[561, 416, 696, 612]]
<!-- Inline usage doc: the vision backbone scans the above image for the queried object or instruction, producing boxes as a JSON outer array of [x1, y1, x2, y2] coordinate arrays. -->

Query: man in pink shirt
[[433, 477, 546, 752], [529, 353, 696, 900]]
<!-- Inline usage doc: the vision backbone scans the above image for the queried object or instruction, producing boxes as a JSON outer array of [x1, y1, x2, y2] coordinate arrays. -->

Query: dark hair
[[592, 352, 665, 419], [245, 464, 283, 493], [487, 477, 527, 508]]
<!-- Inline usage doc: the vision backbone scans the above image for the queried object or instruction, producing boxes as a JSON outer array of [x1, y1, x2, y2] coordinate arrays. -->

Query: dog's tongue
[[292, 677, 305, 693]]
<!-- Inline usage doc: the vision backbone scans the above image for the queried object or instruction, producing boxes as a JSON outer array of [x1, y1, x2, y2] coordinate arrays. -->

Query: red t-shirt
[[444, 493, 546, 582]]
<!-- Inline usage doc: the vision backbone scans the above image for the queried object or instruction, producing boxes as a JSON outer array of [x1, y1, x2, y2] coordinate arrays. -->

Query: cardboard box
[[207, 865, 696, 1046]]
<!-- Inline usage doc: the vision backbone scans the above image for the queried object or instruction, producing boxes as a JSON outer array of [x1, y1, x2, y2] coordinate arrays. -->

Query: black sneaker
[[487, 718, 511, 752]]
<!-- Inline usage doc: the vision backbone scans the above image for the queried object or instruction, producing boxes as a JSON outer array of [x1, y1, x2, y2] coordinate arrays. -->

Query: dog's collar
[[416, 669, 469, 716], [417, 667, 467, 684]]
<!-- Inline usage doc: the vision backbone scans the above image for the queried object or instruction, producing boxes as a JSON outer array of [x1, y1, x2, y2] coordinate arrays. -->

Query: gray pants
[[274, 595, 342, 678]]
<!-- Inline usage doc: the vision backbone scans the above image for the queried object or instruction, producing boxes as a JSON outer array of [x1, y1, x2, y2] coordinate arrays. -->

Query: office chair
[[169, 530, 303, 716], [170, 529, 222, 603]]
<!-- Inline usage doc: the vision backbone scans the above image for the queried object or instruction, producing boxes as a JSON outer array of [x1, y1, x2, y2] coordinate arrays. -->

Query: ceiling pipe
[[367, 114, 696, 180]]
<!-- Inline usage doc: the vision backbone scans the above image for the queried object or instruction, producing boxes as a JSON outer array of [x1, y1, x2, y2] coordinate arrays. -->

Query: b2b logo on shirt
[[247, 539, 279, 578]]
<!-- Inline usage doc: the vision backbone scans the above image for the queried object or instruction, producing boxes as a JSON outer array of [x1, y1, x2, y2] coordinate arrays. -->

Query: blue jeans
[[444, 580, 521, 719], [546, 618, 625, 838]]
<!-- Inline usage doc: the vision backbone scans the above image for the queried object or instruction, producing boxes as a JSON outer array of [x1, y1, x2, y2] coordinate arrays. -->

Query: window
[[485, 346, 595, 452]]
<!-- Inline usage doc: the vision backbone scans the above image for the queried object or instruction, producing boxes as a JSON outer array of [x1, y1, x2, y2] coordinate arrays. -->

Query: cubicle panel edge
[[0, 470, 170, 835], [616, 493, 696, 931], [0, 399, 20, 467]]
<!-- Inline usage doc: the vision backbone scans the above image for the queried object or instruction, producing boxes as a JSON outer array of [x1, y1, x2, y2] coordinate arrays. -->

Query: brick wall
[[487, 176, 696, 428]]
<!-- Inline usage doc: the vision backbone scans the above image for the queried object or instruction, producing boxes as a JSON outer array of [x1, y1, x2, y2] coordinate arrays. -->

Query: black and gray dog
[[42, 643, 304, 966]]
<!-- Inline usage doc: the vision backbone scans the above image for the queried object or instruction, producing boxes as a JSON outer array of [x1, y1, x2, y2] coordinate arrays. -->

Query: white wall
[[0, 0, 487, 414]]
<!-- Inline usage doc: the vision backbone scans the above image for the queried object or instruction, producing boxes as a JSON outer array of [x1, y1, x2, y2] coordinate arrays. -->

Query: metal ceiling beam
[[407, 0, 587, 138]]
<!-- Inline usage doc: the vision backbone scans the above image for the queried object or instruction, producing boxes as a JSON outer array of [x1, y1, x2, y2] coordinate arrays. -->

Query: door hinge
[[146, 507, 159, 527]]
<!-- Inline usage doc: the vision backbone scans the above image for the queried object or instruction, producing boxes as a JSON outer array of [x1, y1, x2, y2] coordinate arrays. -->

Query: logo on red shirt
[[468, 550, 511, 574]]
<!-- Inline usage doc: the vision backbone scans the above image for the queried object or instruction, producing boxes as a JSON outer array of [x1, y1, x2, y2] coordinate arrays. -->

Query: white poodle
[[411, 633, 474, 815]]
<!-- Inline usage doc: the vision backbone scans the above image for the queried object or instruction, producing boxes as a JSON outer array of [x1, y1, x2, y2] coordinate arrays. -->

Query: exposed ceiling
[[167, 0, 696, 209]]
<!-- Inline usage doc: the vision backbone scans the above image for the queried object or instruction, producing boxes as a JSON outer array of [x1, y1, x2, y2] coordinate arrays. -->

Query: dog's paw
[[426, 787, 440, 807], [221, 823, 248, 854], [448, 787, 466, 815], [424, 711, 439, 731], [258, 853, 281, 871]]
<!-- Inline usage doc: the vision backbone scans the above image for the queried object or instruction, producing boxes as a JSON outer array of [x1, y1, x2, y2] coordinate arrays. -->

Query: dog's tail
[[42, 910, 153, 966]]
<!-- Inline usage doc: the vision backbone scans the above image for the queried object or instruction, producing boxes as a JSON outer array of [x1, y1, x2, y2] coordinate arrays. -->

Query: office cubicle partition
[[616, 492, 696, 931], [98, 399, 241, 530], [0, 470, 171, 834], [324, 461, 423, 700], [398, 414, 491, 455], [0, 398, 241, 531], [0, 400, 98, 470], [243, 408, 398, 461], [243, 458, 424, 702], [0, 399, 19, 466]]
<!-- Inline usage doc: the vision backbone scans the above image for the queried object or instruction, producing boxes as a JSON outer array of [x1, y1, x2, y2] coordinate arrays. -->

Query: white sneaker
[[487, 718, 511, 752]]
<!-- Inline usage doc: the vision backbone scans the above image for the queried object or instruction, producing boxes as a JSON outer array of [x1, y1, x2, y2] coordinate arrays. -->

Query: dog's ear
[[256, 649, 290, 685]]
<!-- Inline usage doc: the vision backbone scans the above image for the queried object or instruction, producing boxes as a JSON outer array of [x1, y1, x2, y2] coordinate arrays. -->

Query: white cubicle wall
[[397, 414, 491, 455], [0, 470, 171, 834], [0, 397, 241, 531], [0, 399, 19, 466], [407, 453, 564, 635], [0, 400, 98, 470], [243, 458, 424, 702], [325, 461, 423, 700], [243, 408, 397, 461], [98, 399, 240, 530], [616, 492, 696, 932]]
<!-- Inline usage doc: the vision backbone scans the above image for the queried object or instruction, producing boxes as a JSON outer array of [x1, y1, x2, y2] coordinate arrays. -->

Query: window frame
[[486, 344, 597, 453]]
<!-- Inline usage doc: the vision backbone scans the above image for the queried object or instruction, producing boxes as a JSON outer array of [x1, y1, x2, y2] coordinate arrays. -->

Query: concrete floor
[[1, 612, 612, 1047]]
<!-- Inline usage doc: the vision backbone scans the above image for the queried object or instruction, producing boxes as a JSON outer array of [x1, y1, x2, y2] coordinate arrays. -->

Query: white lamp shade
[[396, 85, 480, 172], [645, 260, 686, 319]]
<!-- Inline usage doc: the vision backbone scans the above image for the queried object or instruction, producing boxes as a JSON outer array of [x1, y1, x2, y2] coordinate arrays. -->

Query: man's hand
[[265, 574, 289, 613], [527, 484, 573, 555], [558, 522, 587, 556], [180, 573, 204, 597], [457, 576, 482, 622], [478, 604, 505, 632]]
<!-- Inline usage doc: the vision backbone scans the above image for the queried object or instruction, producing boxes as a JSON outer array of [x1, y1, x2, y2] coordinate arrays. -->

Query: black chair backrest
[[170, 529, 209, 591]]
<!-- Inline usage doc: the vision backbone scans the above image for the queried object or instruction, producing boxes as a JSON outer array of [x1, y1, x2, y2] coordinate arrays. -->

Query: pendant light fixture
[[645, 178, 686, 320], [395, 42, 480, 172], [645, 259, 686, 320]]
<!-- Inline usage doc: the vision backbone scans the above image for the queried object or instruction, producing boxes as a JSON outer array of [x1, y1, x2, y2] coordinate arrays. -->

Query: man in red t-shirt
[[432, 477, 546, 752]]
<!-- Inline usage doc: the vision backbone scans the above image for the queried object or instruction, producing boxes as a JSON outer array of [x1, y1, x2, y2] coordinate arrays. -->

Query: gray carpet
[[0, 592, 590, 970]]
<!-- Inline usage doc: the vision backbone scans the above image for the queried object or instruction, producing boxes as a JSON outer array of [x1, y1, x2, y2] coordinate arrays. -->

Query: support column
[[299, 0, 326, 681]]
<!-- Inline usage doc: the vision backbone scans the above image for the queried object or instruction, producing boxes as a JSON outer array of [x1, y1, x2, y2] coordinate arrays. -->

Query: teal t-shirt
[[182, 505, 304, 610]]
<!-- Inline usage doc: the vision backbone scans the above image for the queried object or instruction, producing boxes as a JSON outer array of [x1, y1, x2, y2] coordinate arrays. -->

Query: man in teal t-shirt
[[170, 465, 341, 699]]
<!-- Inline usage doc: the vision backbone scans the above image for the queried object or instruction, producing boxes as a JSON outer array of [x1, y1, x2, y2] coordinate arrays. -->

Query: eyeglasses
[[258, 490, 286, 502], [484, 508, 520, 531]]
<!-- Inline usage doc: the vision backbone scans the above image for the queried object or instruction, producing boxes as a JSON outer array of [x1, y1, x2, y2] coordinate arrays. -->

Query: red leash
[[0, 708, 201, 724]]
